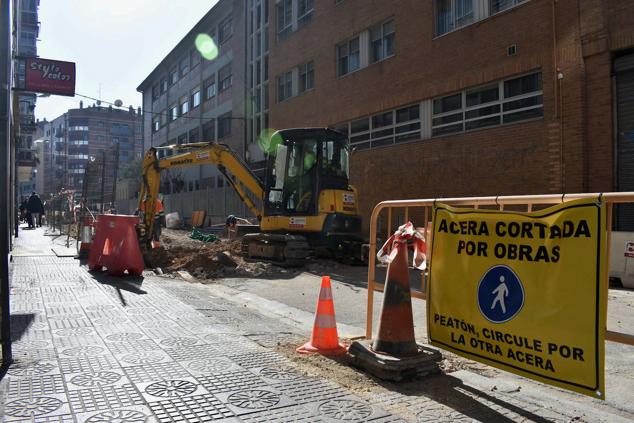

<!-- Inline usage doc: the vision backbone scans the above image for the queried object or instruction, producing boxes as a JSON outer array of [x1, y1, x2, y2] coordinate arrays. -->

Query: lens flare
[[195, 34, 218, 61], [258, 128, 282, 155]]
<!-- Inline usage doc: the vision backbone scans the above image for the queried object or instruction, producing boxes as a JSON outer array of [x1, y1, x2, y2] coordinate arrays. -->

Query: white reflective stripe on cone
[[319, 288, 333, 301], [315, 314, 337, 328]]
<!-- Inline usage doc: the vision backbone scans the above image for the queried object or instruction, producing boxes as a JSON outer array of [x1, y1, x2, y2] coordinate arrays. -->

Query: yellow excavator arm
[[137, 142, 264, 243]]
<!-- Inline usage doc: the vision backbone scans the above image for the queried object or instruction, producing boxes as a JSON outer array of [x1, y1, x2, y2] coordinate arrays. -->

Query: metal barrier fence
[[116, 187, 254, 226], [366, 192, 634, 347]]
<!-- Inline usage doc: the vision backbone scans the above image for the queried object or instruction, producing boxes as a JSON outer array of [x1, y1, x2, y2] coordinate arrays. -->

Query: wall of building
[[265, 0, 634, 231], [41, 106, 143, 206], [139, 0, 248, 195]]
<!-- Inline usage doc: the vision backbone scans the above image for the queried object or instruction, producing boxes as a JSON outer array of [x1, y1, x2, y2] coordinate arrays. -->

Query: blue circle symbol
[[477, 265, 524, 323]]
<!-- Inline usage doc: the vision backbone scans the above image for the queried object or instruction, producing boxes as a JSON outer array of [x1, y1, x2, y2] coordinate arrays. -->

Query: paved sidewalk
[[1, 226, 631, 422]]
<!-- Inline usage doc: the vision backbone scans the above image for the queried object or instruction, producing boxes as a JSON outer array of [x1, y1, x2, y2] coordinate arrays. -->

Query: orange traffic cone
[[297, 276, 347, 356], [372, 222, 426, 356]]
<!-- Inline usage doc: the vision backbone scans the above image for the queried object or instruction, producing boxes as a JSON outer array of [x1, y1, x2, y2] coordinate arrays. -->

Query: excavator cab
[[263, 128, 350, 216], [258, 128, 363, 260]]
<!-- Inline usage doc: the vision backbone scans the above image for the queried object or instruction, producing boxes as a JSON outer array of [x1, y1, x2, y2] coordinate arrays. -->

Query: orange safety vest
[[140, 199, 164, 215]]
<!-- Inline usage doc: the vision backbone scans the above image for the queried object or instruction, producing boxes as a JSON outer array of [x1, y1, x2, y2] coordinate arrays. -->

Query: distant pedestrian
[[19, 198, 28, 223], [27, 191, 44, 228]]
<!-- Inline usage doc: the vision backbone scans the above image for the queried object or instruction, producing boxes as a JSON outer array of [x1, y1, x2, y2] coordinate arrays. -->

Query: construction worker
[[226, 214, 250, 239], [139, 195, 165, 248]]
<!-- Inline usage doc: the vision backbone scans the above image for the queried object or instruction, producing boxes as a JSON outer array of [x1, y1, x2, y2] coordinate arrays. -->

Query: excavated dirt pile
[[144, 229, 289, 280]]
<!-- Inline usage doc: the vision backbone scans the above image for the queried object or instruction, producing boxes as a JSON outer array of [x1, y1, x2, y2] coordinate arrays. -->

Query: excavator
[[137, 128, 364, 265]]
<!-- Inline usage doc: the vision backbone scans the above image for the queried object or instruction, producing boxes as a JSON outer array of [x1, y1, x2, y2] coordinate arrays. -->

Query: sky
[[35, 0, 219, 122]]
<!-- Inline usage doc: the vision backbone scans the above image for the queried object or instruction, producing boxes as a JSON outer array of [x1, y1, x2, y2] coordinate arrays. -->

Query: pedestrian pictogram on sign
[[477, 265, 524, 323]]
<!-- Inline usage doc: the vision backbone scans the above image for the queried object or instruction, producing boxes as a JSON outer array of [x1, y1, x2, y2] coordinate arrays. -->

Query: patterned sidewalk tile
[[136, 377, 209, 403], [147, 393, 235, 422], [214, 388, 295, 416], [3, 394, 72, 421], [122, 361, 191, 384], [63, 368, 131, 391], [73, 405, 159, 423], [67, 384, 144, 414]]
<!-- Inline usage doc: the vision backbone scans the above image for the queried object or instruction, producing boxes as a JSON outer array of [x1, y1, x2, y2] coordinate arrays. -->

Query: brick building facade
[[266, 0, 634, 231], [42, 105, 143, 203]]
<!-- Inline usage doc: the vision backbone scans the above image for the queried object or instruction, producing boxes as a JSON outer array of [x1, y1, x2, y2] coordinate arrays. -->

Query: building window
[[180, 95, 189, 115], [370, 19, 395, 63], [189, 128, 199, 142], [203, 120, 215, 140], [218, 113, 232, 138], [152, 84, 159, 101], [179, 56, 189, 77], [205, 78, 216, 99], [152, 115, 160, 133], [170, 104, 178, 121], [178, 133, 187, 144], [490, 0, 527, 14], [337, 37, 360, 77], [432, 92, 464, 136], [277, 71, 292, 102], [298, 61, 314, 93], [277, 0, 293, 36], [219, 63, 232, 92], [191, 88, 201, 109], [431, 71, 543, 136], [191, 48, 201, 69], [435, 0, 475, 36], [502, 72, 543, 123], [217, 175, 224, 187], [219, 17, 233, 43], [297, 0, 314, 25], [169, 67, 178, 85], [160, 77, 167, 94]]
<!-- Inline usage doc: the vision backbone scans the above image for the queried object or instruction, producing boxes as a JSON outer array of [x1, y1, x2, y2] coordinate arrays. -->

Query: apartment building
[[266, 0, 634, 231], [137, 0, 247, 195], [13, 0, 40, 199], [42, 104, 143, 201]]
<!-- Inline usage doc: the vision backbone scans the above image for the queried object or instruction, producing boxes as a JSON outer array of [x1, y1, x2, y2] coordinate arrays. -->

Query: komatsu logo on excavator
[[170, 158, 193, 166]]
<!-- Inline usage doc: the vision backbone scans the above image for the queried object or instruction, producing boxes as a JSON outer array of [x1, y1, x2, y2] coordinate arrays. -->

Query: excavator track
[[241, 233, 311, 267]]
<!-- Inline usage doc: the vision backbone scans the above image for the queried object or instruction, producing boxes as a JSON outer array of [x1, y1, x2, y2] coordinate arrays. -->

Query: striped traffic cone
[[297, 276, 347, 356]]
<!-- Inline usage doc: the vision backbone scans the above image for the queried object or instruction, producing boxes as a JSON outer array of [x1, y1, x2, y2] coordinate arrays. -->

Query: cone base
[[348, 340, 442, 382], [296, 341, 347, 356]]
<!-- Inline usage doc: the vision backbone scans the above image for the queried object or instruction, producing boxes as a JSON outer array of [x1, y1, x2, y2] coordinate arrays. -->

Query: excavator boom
[[138, 142, 263, 245]]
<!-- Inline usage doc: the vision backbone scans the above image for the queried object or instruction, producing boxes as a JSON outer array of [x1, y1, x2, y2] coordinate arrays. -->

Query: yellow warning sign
[[427, 198, 607, 399]]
